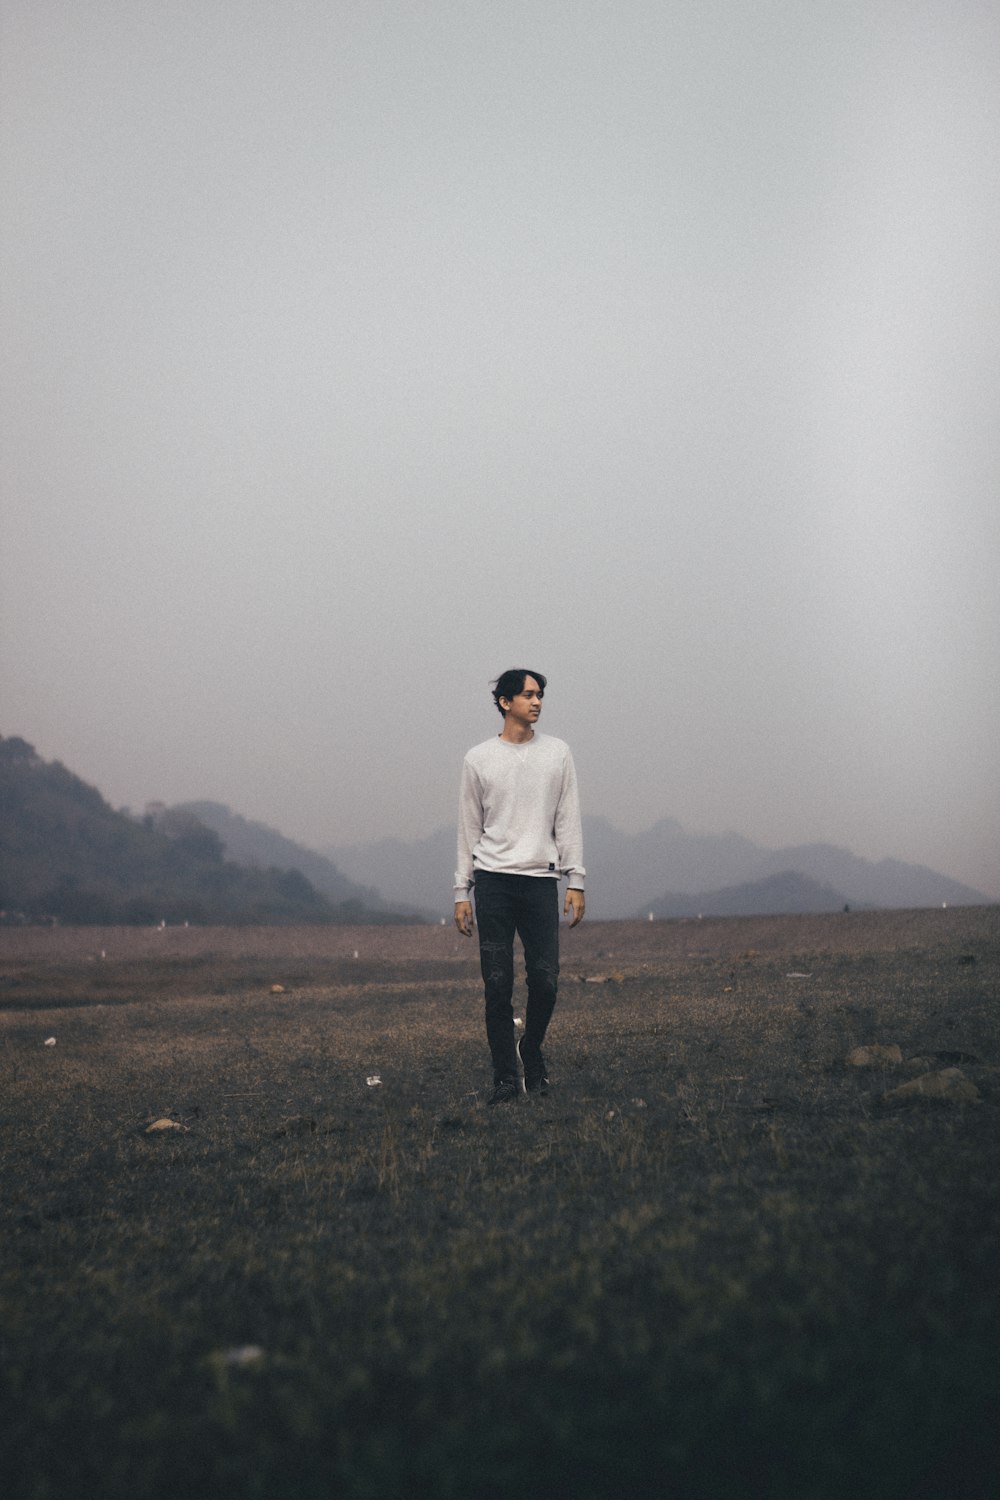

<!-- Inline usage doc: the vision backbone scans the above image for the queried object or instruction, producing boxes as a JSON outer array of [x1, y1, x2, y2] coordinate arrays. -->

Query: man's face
[[502, 675, 544, 728]]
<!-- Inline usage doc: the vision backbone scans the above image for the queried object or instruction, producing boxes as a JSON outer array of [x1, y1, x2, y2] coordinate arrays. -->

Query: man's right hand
[[454, 900, 474, 936]]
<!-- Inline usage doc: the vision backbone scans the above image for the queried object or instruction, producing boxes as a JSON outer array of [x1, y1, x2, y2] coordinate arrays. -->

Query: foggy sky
[[2, 1, 998, 898]]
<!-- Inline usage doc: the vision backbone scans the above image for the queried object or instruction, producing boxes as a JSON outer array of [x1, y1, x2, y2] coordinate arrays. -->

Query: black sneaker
[[517, 1037, 549, 1094], [487, 1078, 519, 1107]]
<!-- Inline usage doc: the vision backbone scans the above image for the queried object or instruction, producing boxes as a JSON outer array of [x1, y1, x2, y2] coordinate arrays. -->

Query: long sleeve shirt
[[454, 732, 585, 901]]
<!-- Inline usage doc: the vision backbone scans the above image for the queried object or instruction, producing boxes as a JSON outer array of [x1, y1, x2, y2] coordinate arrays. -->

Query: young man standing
[[454, 669, 585, 1106]]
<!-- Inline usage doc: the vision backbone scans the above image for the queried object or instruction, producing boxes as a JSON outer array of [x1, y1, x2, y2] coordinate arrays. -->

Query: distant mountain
[[585, 816, 764, 915], [752, 844, 985, 911], [326, 815, 991, 918], [324, 826, 457, 917], [590, 817, 991, 916], [0, 737, 405, 925], [173, 801, 425, 915], [644, 870, 860, 920]]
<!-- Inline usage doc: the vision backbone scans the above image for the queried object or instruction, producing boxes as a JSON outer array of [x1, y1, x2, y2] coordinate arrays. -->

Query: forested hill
[[173, 801, 413, 915], [0, 736, 408, 925]]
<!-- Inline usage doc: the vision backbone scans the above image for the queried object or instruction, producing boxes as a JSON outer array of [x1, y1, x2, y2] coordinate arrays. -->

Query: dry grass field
[[1, 907, 998, 1499]]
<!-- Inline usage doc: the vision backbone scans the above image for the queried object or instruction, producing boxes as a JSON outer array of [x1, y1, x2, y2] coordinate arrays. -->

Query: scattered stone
[[905, 1049, 981, 1075], [144, 1117, 188, 1134], [43, 1037, 56, 1047], [208, 1345, 265, 1372], [366, 1074, 382, 1087], [222, 1345, 265, 1368], [884, 1068, 980, 1105], [786, 971, 812, 979], [270, 984, 286, 994], [582, 973, 625, 984], [846, 1045, 903, 1068]]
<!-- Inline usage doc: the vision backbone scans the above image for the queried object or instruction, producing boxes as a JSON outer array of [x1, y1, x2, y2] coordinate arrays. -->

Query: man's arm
[[554, 747, 585, 914], [564, 888, 585, 927], [454, 899, 474, 936], [454, 757, 481, 936]]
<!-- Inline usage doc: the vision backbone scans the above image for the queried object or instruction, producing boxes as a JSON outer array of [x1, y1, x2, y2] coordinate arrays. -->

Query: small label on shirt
[[548, 863, 556, 871]]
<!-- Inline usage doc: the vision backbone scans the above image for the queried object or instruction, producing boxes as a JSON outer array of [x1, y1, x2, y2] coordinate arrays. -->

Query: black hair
[[491, 668, 547, 717]]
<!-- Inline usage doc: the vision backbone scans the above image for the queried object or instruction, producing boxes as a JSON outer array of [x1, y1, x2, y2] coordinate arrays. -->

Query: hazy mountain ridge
[[0, 737, 406, 925], [326, 815, 991, 918], [324, 827, 458, 916], [645, 870, 864, 920], [3, 730, 987, 924], [173, 801, 406, 914]]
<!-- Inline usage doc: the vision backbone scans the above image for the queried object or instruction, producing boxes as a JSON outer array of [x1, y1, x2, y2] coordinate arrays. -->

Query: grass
[[1, 908, 998, 1499]]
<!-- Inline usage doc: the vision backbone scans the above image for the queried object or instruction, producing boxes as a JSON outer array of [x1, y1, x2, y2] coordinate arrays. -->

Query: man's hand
[[564, 889, 585, 928], [454, 900, 474, 936]]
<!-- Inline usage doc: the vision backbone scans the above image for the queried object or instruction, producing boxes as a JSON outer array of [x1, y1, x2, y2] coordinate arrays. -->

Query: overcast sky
[[2, 0, 998, 898]]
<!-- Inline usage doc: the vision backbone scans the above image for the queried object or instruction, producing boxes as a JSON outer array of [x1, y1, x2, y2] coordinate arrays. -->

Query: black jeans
[[473, 870, 560, 1084]]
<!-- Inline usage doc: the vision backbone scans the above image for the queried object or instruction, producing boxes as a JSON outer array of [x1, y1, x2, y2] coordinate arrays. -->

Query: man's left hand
[[564, 889, 585, 927]]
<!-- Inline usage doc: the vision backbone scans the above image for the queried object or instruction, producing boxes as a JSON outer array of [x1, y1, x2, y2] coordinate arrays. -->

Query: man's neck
[[499, 721, 535, 745]]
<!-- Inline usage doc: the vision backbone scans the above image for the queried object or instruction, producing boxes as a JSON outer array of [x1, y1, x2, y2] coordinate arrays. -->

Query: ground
[[1, 907, 998, 1499]]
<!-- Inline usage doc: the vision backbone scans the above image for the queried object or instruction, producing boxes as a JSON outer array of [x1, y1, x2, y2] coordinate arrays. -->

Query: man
[[455, 669, 585, 1106]]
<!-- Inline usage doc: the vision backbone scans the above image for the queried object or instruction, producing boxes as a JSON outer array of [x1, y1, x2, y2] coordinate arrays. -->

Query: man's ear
[[498, 698, 510, 714]]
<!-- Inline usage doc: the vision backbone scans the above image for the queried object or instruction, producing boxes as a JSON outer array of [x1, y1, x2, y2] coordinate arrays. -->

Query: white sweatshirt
[[454, 732, 585, 901]]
